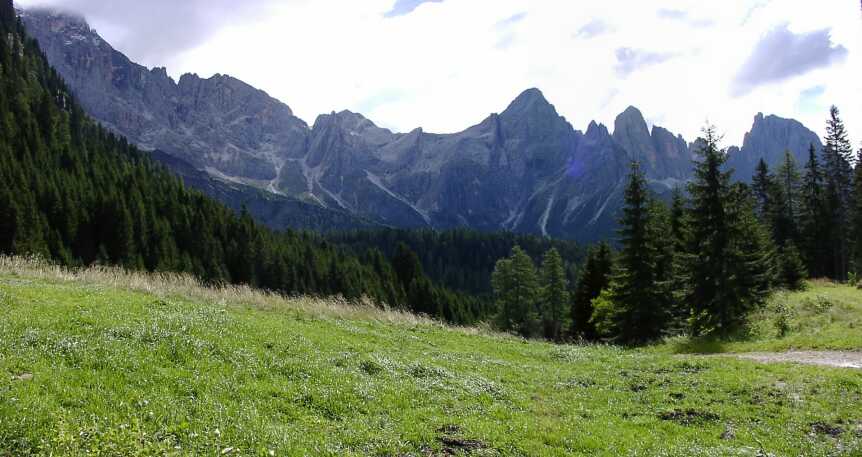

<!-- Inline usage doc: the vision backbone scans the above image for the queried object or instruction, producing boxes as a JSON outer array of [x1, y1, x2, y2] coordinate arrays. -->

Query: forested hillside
[[0, 1, 491, 325], [329, 229, 582, 296]]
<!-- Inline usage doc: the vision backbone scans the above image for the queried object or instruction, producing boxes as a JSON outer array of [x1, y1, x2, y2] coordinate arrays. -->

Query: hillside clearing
[[1, 259, 861, 456]]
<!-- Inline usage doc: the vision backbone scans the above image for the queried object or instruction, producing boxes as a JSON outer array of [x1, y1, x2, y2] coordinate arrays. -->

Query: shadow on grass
[[665, 337, 730, 354]]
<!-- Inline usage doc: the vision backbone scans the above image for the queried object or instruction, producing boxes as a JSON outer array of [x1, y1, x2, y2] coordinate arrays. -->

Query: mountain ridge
[[21, 8, 824, 241]]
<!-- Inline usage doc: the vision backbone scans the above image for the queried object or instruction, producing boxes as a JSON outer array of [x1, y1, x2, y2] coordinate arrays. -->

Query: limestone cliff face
[[23, 9, 824, 241]]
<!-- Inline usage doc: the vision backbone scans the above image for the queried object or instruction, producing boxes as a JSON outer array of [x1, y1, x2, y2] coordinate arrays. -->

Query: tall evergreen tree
[[686, 127, 772, 336], [605, 162, 664, 343], [392, 242, 423, 291], [772, 151, 802, 248], [539, 248, 570, 342], [752, 158, 772, 221], [492, 256, 517, 331], [800, 144, 829, 277], [852, 146, 862, 275], [666, 187, 692, 330], [492, 246, 540, 337], [510, 247, 541, 337], [822, 106, 854, 280], [571, 243, 613, 340]]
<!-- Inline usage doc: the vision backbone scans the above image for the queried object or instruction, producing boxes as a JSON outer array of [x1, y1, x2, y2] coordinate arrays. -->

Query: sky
[[15, 0, 862, 148]]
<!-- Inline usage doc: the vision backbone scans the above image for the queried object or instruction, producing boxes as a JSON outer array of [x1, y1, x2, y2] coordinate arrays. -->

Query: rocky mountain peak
[[613, 105, 656, 169], [585, 120, 611, 139], [500, 88, 558, 120], [727, 112, 823, 181], [21, 7, 826, 242]]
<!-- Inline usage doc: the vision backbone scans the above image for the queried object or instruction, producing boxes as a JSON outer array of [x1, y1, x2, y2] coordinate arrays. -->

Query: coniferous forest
[[490, 119, 862, 343], [0, 2, 496, 325]]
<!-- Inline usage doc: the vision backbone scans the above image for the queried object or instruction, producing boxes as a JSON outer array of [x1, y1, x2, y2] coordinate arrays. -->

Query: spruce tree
[[393, 242, 423, 291], [687, 126, 772, 336], [492, 256, 517, 330], [539, 248, 570, 342], [852, 146, 862, 275], [777, 243, 807, 291], [667, 187, 692, 330], [752, 159, 772, 222], [510, 246, 541, 337], [571, 243, 613, 340], [800, 144, 829, 277], [607, 162, 663, 343], [492, 246, 540, 337], [772, 150, 802, 247], [822, 106, 854, 280]]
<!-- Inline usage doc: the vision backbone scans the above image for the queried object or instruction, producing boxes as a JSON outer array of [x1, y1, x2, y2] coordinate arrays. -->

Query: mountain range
[[21, 9, 824, 241]]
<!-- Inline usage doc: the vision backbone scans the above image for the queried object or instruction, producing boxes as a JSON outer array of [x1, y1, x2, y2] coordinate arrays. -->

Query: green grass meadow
[[0, 260, 860, 456]]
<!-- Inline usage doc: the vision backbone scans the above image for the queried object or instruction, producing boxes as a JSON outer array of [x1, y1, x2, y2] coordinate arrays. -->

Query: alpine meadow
[[1, 0, 861, 455]]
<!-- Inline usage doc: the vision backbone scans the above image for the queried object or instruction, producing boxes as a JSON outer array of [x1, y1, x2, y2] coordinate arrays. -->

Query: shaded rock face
[[726, 113, 823, 181], [23, 9, 824, 242], [613, 106, 694, 181], [22, 9, 308, 184]]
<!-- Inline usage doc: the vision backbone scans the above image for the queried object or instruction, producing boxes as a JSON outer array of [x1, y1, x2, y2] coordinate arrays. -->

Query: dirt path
[[727, 351, 862, 369]]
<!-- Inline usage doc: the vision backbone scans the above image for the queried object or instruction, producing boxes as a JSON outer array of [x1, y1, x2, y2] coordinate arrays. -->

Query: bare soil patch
[[730, 351, 862, 369]]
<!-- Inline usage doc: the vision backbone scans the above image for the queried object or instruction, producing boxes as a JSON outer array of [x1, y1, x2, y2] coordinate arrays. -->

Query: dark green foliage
[[492, 246, 541, 337], [777, 243, 807, 291], [686, 128, 774, 337], [752, 158, 772, 221], [666, 188, 691, 329], [772, 151, 802, 248], [0, 9, 485, 325], [822, 106, 854, 280], [571, 243, 613, 340], [392, 243, 423, 291], [752, 153, 801, 249], [603, 162, 667, 343], [540, 248, 570, 341], [330, 228, 581, 296], [853, 146, 862, 274], [800, 144, 830, 277]]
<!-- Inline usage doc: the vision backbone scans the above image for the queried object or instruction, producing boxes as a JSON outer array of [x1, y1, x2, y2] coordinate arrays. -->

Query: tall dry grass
[[0, 255, 437, 327]]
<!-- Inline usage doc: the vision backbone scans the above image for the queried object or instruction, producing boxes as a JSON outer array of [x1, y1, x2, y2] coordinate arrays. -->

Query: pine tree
[[772, 150, 802, 248], [726, 183, 776, 302], [0, 183, 18, 253], [492, 246, 540, 337], [571, 243, 613, 340], [392, 242, 423, 291], [606, 162, 664, 343], [510, 246, 541, 337], [752, 158, 772, 221], [777, 242, 807, 291], [800, 144, 829, 277], [822, 106, 854, 280], [648, 198, 679, 333], [667, 187, 692, 328], [492, 256, 517, 331], [852, 146, 862, 274], [540, 248, 570, 341], [687, 126, 772, 337]]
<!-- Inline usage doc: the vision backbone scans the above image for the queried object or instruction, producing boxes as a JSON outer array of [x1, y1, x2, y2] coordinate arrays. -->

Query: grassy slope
[[661, 280, 862, 354], [0, 261, 860, 456]]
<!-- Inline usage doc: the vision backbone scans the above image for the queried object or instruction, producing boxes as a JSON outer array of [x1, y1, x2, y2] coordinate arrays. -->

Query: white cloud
[[15, 0, 862, 148]]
